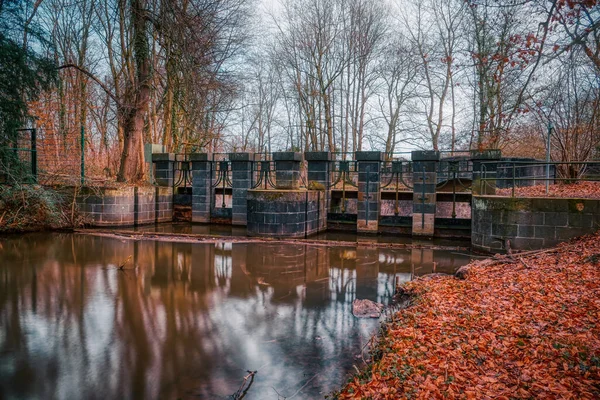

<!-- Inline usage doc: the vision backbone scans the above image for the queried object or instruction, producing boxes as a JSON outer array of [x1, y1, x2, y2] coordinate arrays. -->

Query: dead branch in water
[[117, 255, 133, 270], [74, 229, 469, 251], [231, 370, 257, 400]]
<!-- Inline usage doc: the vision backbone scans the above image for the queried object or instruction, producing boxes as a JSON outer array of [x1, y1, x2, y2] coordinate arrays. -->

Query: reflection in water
[[0, 233, 470, 399]]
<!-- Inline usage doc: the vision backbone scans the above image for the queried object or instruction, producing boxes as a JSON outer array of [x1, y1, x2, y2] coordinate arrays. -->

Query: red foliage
[[338, 233, 600, 399], [496, 181, 600, 199]]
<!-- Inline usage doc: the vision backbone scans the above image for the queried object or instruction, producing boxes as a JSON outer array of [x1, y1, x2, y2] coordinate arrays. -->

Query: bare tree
[[373, 37, 420, 159], [399, 0, 464, 151]]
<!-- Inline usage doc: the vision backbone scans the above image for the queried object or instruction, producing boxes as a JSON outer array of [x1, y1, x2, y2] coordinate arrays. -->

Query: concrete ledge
[[228, 153, 256, 162], [305, 151, 331, 161], [189, 153, 210, 161], [412, 150, 440, 162], [152, 153, 175, 161], [355, 151, 383, 162], [273, 151, 302, 161], [470, 150, 502, 160]]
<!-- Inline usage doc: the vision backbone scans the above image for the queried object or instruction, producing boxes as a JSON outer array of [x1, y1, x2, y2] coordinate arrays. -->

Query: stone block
[[152, 153, 175, 162], [492, 223, 517, 238], [413, 192, 436, 204], [412, 150, 440, 162], [517, 224, 535, 238], [273, 152, 302, 161], [413, 161, 439, 173], [391, 161, 404, 173], [412, 213, 435, 236], [413, 203, 436, 214], [357, 219, 378, 233], [188, 153, 210, 162], [544, 212, 568, 226], [305, 151, 331, 161], [530, 198, 568, 212], [413, 171, 437, 184], [275, 160, 301, 171], [413, 183, 436, 194], [503, 211, 544, 226], [568, 213, 593, 228], [470, 150, 502, 160], [228, 153, 256, 162], [483, 235, 504, 250], [535, 225, 556, 240], [355, 151, 383, 161]]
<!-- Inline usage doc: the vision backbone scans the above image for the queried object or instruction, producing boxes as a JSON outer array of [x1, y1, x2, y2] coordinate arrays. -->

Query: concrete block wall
[[273, 152, 302, 189], [152, 153, 175, 187], [229, 153, 254, 226], [191, 153, 212, 223], [412, 150, 439, 236], [77, 186, 172, 226], [246, 190, 326, 238], [306, 151, 331, 222], [356, 151, 382, 233], [472, 196, 600, 253], [156, 186, 173, 222], [135, 186, 155, 224]]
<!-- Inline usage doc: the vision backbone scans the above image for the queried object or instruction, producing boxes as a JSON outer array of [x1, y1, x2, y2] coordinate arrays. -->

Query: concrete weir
[[247, 152, 326, 238], [72, 148, 600, 251]]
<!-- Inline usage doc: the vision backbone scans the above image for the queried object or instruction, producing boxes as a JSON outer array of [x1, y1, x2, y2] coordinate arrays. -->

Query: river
[[0, 228, 471, 399]]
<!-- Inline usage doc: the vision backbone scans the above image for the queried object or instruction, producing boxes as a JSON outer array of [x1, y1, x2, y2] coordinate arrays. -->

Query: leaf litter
[[495, 181, 600, 199], [337, 232, 600, 399]]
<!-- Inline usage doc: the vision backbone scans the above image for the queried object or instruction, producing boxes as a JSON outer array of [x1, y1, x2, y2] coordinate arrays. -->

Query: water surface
[[0, 232, 470, 399]]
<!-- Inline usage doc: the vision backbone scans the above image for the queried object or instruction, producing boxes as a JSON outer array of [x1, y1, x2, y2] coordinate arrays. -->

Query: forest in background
[[0, 0, 599, 183]]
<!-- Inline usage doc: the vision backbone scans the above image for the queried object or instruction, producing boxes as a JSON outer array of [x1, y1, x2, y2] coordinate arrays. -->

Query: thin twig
[[519, 257, 531, 269], [117, 255, 133, 271], [286, 373, 318, 400], [231, 370, 257, 400], [505, 239, 514, 260]]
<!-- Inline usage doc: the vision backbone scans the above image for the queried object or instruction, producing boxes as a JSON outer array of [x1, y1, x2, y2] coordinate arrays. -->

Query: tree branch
[[57, 64, 121, 107]]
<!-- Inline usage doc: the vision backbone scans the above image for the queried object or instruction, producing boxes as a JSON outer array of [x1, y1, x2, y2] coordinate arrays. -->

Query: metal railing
[[478, 160, 600, 197], [1, 128, 38, 184]]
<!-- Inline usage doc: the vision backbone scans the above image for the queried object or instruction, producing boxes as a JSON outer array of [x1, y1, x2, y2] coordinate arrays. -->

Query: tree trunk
[[117, 0, 150, 183]]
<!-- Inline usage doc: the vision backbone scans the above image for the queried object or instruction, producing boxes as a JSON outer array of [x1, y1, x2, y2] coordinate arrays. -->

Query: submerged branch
[[74, 229, 470, 251], [231, 370, 257, 400]]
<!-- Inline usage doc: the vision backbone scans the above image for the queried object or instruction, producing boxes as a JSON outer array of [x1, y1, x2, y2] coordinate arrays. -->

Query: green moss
[[261, 191, 286, 201], [476, 197, 532, 212], [308, 181, 326, 190]]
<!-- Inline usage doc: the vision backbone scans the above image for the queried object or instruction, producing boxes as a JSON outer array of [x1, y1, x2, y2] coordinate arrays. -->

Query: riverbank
[[0, 184, 81, 233], [336, 232, 600, 399]]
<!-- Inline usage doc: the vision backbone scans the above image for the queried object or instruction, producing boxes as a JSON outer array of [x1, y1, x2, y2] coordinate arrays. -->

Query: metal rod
[[80, 125, 85, 185], [366, 164, 370, 226], [512, 164, 516, 197], [546, 122, 553, 194], [341, 171, 346, 214], [452, 169, 456, 219], [222, 165, 226, 208], [479, 165, 483, 194], [395, 174, 399, 216], [421, 166, 425, 229], [31, 128, 37, 183]]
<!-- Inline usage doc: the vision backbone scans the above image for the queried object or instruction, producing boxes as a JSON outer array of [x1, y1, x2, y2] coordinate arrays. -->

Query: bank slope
[[337, 232, 600, 399]]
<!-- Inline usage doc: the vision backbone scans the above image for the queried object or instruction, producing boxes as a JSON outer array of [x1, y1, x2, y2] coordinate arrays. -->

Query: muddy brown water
[[0, 228, 471, 399]]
